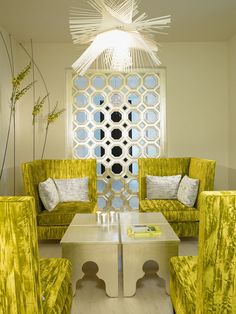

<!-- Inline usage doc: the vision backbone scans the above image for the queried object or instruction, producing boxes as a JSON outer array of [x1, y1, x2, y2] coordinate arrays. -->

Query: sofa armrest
[[189, 158, 216, 208]]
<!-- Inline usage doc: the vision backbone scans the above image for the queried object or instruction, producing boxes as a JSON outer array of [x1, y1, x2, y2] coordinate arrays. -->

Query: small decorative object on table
[[96, 210, 102, 223], [109, 210, 117, 223], [101, 212, 109, 224], [127, 224, 161, 238]]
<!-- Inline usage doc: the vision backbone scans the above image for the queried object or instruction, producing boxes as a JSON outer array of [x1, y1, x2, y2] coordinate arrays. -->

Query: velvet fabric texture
[[22, 159, 97, 240], [0, 196, 72, 314], [40, 258, 72, 313], [138, 157, 216, 237], [170, 191, 236, 313]]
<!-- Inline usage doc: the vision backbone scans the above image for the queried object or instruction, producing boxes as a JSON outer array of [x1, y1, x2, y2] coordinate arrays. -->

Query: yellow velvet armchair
[[0, 196, 72, 314], [138, 157, 216, 237], [22, 159, 97, 240], [170, 191, 236, 313]]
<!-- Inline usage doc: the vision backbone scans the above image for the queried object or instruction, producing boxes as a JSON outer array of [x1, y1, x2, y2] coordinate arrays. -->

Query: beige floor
[[39, 237, 198, 314], [39, 238, 198, 314]]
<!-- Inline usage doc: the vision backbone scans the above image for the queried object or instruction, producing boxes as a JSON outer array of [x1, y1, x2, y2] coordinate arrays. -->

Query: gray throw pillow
[[177, 175, 199, 207], [146, 175, 182, 200], [54, 177, 89, 202], [38, 178, 59, 211]]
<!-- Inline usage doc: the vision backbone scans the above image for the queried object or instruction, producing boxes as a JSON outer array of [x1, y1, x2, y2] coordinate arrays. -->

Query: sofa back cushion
[[138, 158, 190, 200], [54, 177, 89, 202], [22, 159, 97, 213], [146, 175, 182, 199]]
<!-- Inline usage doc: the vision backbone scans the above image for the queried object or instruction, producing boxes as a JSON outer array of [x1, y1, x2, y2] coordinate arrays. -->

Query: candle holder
[[96, 210, 102, 223], [101, 212, 108, 224], [109, 210, 116, 223]]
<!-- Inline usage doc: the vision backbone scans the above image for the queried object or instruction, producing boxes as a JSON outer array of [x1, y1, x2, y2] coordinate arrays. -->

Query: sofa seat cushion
[[139, 199, 199, 222], [38, 201, 97, 226], [170, 256, 197, 313], [40, 258, 72, 314]]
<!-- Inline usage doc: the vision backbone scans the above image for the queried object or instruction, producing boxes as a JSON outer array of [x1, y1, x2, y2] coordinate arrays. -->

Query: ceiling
[[0, 0, 236, 43]]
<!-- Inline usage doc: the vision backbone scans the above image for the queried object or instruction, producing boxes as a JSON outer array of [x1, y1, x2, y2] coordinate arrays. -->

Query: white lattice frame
[[66, 68, 166, 211]]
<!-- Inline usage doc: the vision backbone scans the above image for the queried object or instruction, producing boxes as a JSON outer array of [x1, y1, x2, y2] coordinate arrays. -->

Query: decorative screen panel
[[72, 71, 165, 211]]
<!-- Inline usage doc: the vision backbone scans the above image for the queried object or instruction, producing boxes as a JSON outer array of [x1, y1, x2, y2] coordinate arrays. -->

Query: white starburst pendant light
[[69, 0, 171, 75]]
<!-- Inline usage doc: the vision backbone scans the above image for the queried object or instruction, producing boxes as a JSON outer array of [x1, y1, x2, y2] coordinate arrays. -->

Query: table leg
[[96, 245, 119, 297], [122, 243, 178, 297], [62, 243, 119, 297], [123, 245, 144, 297]]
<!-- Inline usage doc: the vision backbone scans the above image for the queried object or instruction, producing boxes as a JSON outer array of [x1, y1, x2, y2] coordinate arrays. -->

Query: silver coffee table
[[120, 212, 180, 296], [61, 212, 179, 298], [60, 213, 119, 297]]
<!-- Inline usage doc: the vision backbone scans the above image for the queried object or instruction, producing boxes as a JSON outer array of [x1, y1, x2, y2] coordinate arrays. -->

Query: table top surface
[[119, 212, 168, 225], [70, 212, 119, 226], [119, 212, 180, 244], [61, 224, 119, 244], [61, 212, 180, 245]]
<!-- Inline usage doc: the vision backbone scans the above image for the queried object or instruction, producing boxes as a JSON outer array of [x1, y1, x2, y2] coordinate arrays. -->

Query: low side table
[[120, 212, 180, 297], [60, 214, 119, 297]]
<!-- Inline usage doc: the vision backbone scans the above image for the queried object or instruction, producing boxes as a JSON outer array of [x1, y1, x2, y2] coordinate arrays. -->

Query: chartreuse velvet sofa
[[0, 196, 72, 314], [170, 191, 236, 313], [22, 159, 97, 240], [138, 157, 216, 237]]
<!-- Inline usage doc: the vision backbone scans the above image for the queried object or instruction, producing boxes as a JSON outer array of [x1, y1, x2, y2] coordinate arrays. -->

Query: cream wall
[[228, 35, 236, 189], [0, 27, 20, 195], [159, 42, 229, 189], [0, 35, 230, 193]]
